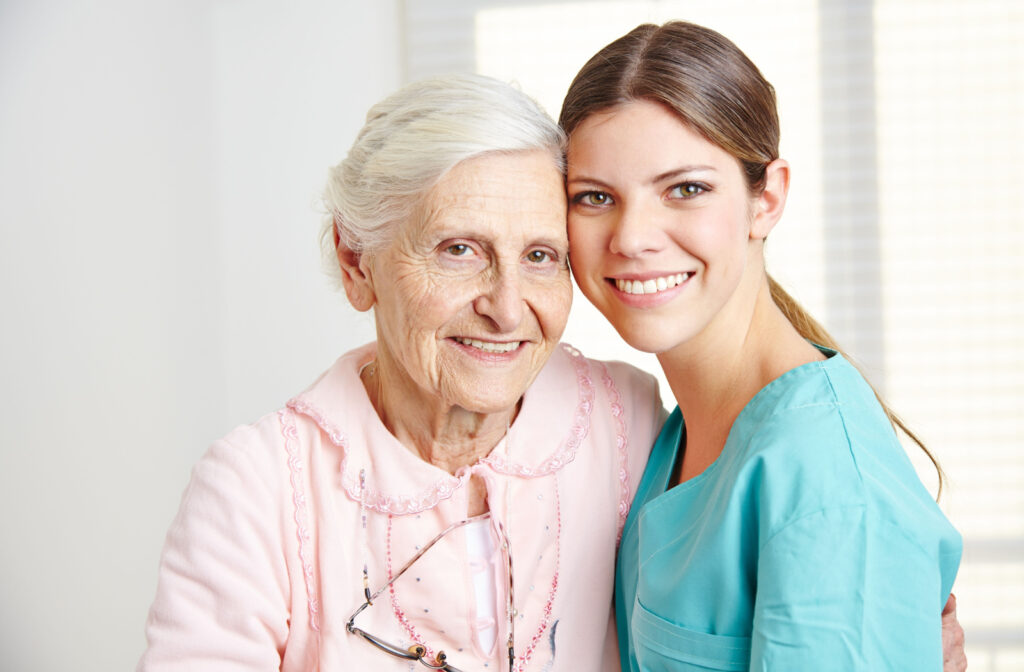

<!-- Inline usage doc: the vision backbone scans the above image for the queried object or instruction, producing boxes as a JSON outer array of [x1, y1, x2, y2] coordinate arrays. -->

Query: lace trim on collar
[[479, 344, 594, 477], [286, 344, 596, 516]]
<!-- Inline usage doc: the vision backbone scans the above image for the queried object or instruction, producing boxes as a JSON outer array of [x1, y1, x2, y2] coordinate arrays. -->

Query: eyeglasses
[[346, 513, 516, 671]]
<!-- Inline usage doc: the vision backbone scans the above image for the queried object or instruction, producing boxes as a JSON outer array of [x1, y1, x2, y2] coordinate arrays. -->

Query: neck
[[657, 275, 822, 480], [362, 355, 516, 475]]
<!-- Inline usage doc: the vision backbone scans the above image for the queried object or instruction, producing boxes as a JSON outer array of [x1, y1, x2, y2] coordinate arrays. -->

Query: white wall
[[0, 1, 398, 669]]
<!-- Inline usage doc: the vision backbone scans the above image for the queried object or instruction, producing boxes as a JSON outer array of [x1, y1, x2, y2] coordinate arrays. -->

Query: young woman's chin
[[592, 304, 699, 355]]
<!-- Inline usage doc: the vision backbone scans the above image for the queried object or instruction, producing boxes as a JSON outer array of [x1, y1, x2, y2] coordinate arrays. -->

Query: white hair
[[320, 73, 565, 280]]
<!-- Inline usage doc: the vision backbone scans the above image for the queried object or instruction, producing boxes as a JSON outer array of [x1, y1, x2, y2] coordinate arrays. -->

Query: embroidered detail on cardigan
[[596, 361, 631, 543], [517, 479, 562, 671], [481, 344, 594, 478], [287, 397, 466, 515], [279, 408, 321, 632], [383, 486, 563, 672], [384, 514, 433, 658], [287, 342, 596, 514]]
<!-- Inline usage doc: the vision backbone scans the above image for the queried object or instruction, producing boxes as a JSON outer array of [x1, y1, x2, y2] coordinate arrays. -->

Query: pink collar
[[286, 342, 596, 515]]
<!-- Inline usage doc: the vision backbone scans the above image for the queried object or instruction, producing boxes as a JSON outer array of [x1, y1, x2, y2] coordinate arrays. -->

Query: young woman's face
[[566, 100, 769, 355]]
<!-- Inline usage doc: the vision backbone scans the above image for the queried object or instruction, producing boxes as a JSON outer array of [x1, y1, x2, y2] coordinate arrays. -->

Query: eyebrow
[[651, 165, 717, 183], [567, 164, 717, 187]]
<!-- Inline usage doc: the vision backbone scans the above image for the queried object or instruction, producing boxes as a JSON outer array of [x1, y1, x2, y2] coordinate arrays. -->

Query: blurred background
[[1, 0, 1020, 669]]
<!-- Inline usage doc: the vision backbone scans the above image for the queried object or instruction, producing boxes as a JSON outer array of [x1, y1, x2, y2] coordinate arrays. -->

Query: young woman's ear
[[750, 159, 790, 240], [334, 226, 376, 312]]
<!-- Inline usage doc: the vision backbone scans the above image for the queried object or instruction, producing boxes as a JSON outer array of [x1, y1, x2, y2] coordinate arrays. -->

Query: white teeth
[[455, 337, 520, 353], [615, 273, 690, 295]]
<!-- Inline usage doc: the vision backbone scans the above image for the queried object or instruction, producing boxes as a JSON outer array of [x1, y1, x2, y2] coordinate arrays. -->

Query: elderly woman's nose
[[473, 268, 525, 332]]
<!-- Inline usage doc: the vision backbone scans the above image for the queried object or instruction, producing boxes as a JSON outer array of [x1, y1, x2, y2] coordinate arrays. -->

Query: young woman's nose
[[609, 201, 664, 258]]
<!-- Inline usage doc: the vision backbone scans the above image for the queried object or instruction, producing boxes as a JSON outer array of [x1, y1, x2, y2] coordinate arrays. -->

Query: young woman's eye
[[668, 182, 707, 199], [572, 191, 614, 207]]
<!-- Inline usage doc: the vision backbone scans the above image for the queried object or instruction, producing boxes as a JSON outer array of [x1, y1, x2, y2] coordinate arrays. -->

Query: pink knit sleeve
[[601, 360, 666, 503], [138, 424, 292, 671]]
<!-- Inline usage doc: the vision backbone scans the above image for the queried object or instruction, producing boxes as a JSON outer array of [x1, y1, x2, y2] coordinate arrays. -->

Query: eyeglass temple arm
[[347, 599, 371, 627], [497, 518, 515, 671], [362, 516, 487, 605]]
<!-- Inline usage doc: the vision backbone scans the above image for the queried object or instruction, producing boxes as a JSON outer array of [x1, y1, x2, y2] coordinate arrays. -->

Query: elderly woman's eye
[[526, 249, 553, 264], [445, 243, 471, 256], [573, 191, 613, 207]]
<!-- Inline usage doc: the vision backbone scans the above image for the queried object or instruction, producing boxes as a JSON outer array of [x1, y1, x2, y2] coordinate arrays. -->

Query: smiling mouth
[[453, 337, 522, 354], [613, 273, 692, 295]]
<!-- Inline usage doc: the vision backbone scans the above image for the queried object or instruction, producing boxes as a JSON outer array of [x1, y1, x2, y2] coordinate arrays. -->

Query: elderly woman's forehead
[[434, 151, 562, 196], [389, 150, 565, 243], [419, 192, 565, 232], [425, 185, 565, 227]]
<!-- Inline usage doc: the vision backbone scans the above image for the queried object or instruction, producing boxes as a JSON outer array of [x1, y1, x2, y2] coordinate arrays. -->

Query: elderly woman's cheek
[[534, 265, 573, 337]]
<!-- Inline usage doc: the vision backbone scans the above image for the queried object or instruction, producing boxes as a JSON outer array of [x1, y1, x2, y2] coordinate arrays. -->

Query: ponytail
[[767, 275, 947, 499]]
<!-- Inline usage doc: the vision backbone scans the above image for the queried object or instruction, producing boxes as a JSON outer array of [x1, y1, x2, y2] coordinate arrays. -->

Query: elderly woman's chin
[[374, 328, 567, 419], [437, 338, 562, 415]]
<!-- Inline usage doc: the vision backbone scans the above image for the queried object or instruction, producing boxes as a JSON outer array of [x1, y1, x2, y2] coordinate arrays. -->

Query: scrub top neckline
[[660, 344, 841, 498]]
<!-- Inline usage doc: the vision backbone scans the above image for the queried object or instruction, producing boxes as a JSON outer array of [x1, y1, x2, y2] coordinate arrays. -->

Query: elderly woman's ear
[[334, 227, 376, 312]]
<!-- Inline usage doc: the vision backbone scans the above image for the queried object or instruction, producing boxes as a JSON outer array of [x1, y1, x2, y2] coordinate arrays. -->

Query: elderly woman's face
[[366, 150, 572, 415]]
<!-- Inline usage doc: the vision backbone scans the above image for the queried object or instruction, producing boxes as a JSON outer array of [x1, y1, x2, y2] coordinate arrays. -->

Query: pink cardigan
[[139, 343, 664, 671]]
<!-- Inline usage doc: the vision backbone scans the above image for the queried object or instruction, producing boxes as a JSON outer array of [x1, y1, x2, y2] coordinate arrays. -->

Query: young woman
[[560, 21, 962, 671]]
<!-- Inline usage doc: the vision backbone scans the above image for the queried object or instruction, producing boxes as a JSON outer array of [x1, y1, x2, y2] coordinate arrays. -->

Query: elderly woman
[[138, 74, 664, 671]]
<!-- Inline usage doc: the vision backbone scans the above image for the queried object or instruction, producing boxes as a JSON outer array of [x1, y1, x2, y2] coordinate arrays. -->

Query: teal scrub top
[[616, 350, 962, 671]]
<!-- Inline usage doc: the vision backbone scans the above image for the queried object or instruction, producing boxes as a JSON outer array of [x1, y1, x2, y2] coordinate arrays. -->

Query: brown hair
[[560, 21, 945, 495]]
